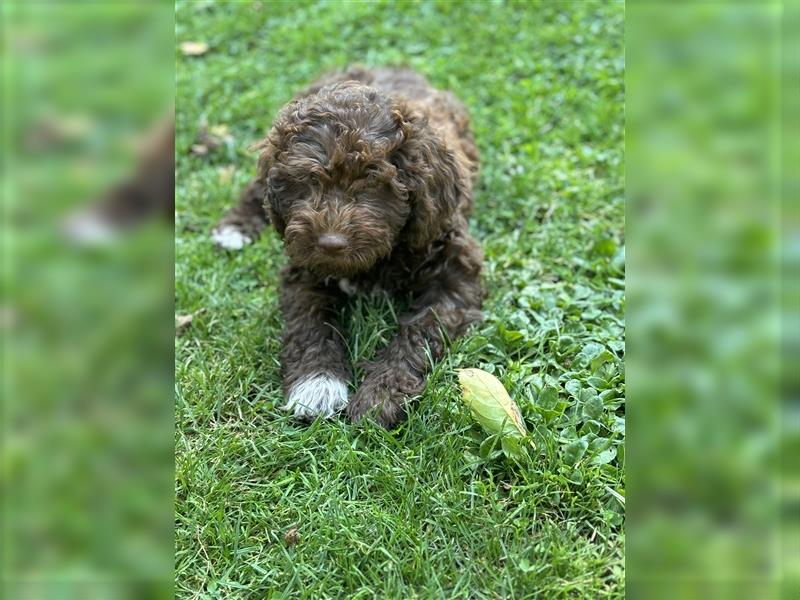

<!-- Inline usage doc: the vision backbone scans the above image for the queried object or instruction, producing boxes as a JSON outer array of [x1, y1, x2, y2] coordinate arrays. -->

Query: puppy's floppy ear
[[391, 102, 468, 249], [252, 131, 286, 236]]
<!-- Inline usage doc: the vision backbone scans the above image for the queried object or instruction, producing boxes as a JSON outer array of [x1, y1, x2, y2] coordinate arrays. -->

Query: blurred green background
[[627, 2, 795, 598], [2, 2, 174, 598]]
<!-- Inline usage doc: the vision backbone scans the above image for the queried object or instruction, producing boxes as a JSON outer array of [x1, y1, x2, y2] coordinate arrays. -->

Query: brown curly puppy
[[213, 66, 483, 428]]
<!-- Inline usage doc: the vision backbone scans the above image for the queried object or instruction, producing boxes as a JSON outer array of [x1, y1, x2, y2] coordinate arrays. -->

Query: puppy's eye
[[354, 183, 396, 205], [268, 178, 310, 198], [267, 177, 290, 195]]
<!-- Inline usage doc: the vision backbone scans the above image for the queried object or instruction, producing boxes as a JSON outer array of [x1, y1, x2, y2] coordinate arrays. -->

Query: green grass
[[175, 2, 624, 598]]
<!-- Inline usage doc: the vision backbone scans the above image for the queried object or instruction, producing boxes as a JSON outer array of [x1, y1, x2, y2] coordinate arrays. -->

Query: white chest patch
[[337, 278, 359, 296], [211, 225, 251, 250], [282, 373, 349, 420], [335, 278, 387, 298]]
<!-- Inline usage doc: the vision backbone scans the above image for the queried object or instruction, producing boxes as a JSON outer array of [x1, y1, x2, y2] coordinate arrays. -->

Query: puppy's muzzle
[[317, 232, 348, 254]]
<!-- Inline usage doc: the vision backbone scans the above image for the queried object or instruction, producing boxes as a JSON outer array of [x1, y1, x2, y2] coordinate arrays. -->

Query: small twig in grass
[[604, 485, 625, 506]]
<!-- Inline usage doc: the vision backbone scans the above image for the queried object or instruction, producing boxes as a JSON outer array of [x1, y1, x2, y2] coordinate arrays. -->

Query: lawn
[[175, 2, 625, 598]]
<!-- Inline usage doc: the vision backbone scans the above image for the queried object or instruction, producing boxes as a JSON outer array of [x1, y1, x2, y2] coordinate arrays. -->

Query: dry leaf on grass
[[218, 165, 236, 185], [176, 308, 206, 337], [180, 41, 209, 56], [209, 124, 231, 139], [284, 527, 300, 547], [191, 123, 234, 157]]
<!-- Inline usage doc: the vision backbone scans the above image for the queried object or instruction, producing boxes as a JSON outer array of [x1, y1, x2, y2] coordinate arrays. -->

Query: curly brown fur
[[214, 66, 483, 428]]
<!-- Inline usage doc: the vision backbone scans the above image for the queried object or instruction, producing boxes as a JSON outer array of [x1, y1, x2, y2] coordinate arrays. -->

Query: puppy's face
[[266, 133, 410, 278], [261, 85, 416, 278], [259, 82, 462, 278]]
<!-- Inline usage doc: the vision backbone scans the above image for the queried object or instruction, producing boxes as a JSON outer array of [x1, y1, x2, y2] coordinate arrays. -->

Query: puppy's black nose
[[317, 233, 348, 253]]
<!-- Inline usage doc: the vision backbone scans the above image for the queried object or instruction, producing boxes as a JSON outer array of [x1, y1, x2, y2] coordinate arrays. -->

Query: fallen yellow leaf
[[458, 368, 527, 437], [458, 368, 533, 460], [180, 41, 209, 56], [218, 165, 236, 185]]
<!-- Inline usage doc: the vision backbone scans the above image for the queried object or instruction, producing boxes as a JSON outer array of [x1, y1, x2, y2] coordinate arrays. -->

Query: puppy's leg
[[211, 180, 269, 250], [348, 235, 483, 428], [279, 268, 352, 420]]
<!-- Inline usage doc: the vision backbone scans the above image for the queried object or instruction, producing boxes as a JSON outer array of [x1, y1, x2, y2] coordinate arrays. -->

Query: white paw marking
[[283, 373, 349, 420], [212, 225, 251, 250]]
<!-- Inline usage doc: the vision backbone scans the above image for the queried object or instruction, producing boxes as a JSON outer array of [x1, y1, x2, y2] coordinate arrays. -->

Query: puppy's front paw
[[282, 373, 349, 420], [211, 224, 252, 250], [347, 377, 407, 429]]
